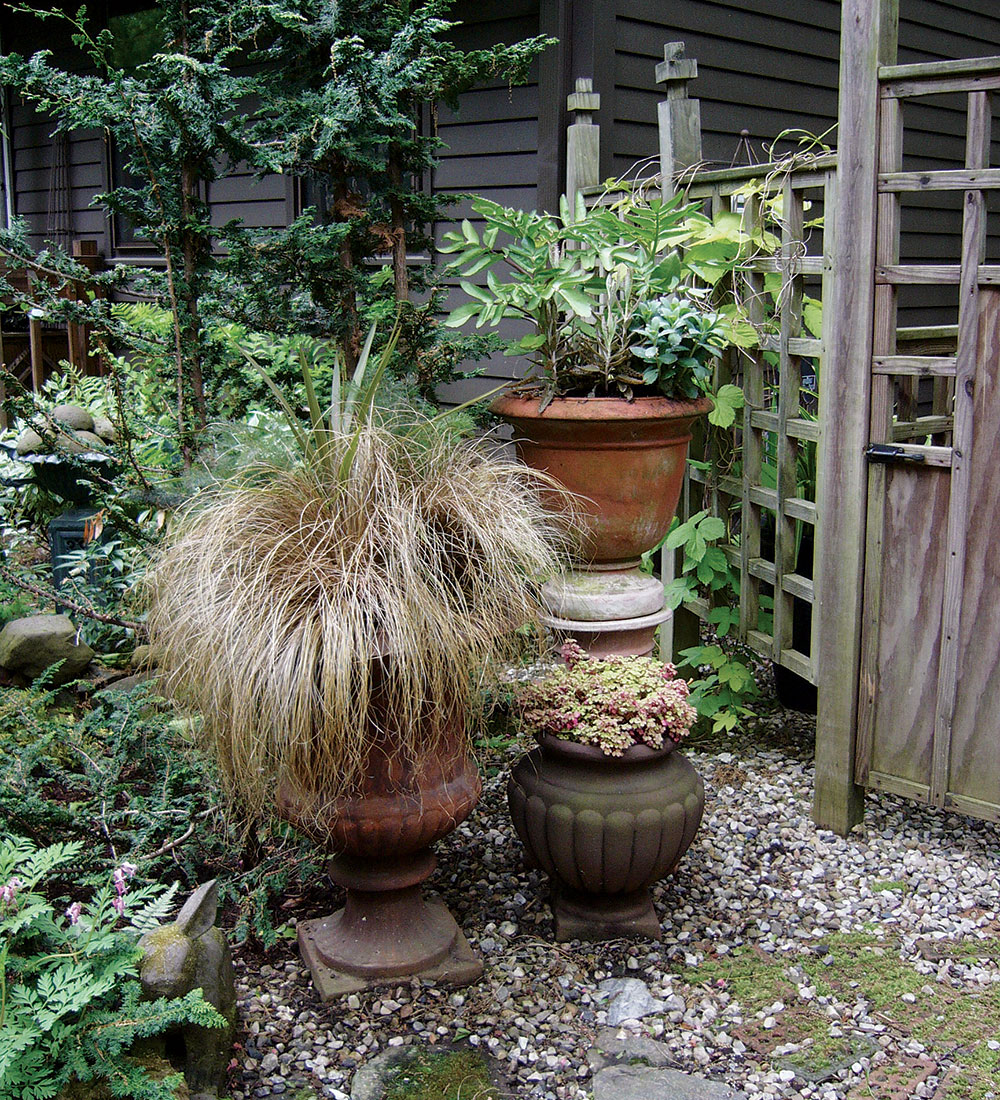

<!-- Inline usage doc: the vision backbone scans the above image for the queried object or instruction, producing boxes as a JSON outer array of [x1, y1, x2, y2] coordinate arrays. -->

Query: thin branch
[[0, 564, 147, 635]]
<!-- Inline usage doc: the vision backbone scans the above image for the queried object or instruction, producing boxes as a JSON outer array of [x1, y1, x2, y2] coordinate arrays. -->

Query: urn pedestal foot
[[551, 885, 661, 943], [297, 850, 482, 1001]]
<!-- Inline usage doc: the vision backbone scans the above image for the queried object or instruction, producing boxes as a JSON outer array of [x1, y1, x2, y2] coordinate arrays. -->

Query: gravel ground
[[229, 711, 1000, 1100]]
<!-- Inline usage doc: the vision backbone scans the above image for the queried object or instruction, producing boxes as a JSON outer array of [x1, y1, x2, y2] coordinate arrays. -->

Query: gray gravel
[[228, 712, 1000, 1100]]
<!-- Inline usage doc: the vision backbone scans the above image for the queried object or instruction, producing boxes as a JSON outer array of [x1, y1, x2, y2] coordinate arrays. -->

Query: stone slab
[[587, 1028, 676, 1071], [593, 1065, 743, 1100]]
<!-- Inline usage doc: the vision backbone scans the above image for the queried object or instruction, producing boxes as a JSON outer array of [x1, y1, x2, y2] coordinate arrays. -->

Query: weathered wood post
[[656, 43, 702, 197], [656, 43, 704, 661], [813, 0, 899, 834], [565, 78, 600, 206], [68, 239, 100, 375]]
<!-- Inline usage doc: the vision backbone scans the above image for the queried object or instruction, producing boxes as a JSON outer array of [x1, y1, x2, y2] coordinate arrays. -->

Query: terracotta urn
[[507, 733, 704, 941], [276, 689, 483, 999], [492, 393, 710, 657], [491, 393, 711, 567]]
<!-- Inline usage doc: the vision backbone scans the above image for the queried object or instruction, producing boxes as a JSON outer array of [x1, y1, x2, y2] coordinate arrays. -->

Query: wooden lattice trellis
[[675, 155, 836, 687]]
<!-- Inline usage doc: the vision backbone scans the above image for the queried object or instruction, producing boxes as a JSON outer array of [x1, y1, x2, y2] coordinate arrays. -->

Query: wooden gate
[[855, 65, 1000, 824], [814, 0, 1000, 831]]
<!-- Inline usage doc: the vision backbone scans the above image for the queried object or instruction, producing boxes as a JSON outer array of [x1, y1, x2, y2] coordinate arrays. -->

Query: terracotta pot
[[276, 683, 483, 999], [492, 393, 711, 567], [508, 733, 704, 941]]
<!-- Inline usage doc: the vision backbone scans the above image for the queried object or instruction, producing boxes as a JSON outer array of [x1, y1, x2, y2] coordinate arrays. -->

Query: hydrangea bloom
[[512, 640, 697, 756]]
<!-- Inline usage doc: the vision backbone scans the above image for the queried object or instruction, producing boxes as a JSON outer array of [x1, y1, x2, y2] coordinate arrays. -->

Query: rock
[[587, 1027, 676, 1071], [596, 978, 665, 1025], [91, 414, 118, 442], [51, 404, 94, 432], [350, 1047, 416, 1100], [0, 615, 95, 683], [131, 644, 158, 669], [15, 427, 44, 454], [593, 1065, 741, 1100], [58, 429, 107, 454]]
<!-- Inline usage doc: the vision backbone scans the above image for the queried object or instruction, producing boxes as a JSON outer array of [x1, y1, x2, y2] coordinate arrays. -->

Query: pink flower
[[111, 895, 125, 916], [112, 863, 137, 896], [65, 901, 83, 924], [1, 876, 24, 907]]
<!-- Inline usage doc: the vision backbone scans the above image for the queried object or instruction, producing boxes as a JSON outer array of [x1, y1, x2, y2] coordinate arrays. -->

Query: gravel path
[[229, 713, 1000, 1100]]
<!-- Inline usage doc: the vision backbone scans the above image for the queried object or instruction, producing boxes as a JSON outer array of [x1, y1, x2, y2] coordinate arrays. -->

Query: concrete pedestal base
[[551, 884, 662, 942], [297, 850, 482, 1001], [541, 566, 671, 658], [541, 605, 672, 658]]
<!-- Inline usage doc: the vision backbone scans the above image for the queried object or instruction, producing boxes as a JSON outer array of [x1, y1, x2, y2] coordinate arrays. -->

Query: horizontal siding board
[[437, 120, 539, 157], [433, 151, 538, 190]]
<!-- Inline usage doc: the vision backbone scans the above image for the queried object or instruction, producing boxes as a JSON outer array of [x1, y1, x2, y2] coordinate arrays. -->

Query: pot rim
[[533, 730, 680, 763], [491, 392, 713, 423]]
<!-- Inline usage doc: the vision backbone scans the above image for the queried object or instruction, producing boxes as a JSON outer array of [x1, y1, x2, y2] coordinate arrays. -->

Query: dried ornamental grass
[[146, 419, 574, 824]]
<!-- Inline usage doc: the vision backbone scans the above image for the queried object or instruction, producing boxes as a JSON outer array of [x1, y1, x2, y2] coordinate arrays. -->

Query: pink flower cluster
[[1, 876, 24, 909], [110, 861, 138, 916], [513, 640, 698, 756]]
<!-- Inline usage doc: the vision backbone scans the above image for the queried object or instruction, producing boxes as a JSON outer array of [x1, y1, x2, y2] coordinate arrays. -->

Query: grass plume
[[146, 415, 575, 827]]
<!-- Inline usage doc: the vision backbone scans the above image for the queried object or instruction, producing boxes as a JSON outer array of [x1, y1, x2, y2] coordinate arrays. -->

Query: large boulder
[[0, 614, 95, 683]]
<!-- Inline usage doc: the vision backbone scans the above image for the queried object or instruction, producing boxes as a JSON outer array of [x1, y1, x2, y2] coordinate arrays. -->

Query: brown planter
[[492, 393, 711, 567], [277, 693, 483, 999], [508, 733, 704, 941]]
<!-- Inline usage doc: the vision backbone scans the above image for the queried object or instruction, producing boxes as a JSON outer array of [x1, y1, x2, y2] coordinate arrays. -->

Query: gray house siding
[[5, 0, 1000, 350]]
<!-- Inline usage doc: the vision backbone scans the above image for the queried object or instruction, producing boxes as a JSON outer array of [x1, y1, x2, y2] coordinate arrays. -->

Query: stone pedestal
[[297, 851, 482, 1000], [540, 567, 670, 658]]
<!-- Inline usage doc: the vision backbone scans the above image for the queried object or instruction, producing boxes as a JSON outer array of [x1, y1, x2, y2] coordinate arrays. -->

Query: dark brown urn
[[508, 734, 704, 941], [491, 394, 711, 567], [277, 703, 483, 1000]]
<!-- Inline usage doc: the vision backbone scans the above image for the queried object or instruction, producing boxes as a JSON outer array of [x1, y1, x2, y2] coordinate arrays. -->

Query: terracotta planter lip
[[491, 391, 713, 423], [533, 730, 680, 762]]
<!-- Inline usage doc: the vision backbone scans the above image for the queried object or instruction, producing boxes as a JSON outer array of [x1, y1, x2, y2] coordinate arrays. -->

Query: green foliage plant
[[0, 680, 324, 949], [510, 639, 697, 756], [145, 336, 576, 828], [0, 0, 552, 457], [0, 838, 225, 1100], [648, 510, 759, 734], [441, 188, 755, 411]]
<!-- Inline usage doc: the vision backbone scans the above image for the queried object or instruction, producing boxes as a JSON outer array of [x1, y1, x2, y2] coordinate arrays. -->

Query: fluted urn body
[[508, 733, 704, 941]]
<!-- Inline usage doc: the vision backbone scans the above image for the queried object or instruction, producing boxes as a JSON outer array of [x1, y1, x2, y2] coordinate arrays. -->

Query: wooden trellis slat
[[674, 157, 831, 683], [928, 89, 991, 809]]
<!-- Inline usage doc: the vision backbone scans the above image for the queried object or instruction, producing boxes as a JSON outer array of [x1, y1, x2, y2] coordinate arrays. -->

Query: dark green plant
[[441, 188, 758, 408], [0, 838, 225, 1100], [0, 682, 325, 948], [643, 510, 759, 734]]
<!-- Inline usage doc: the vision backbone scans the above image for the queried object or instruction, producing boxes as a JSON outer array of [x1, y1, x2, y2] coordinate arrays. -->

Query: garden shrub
[[0, 684, 324, 947]]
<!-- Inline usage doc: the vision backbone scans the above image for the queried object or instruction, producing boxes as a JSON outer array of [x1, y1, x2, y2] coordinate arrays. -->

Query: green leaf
[[708, 384, 745, 429], [698, 515, 727, 541], [444, 302, 482, 328]]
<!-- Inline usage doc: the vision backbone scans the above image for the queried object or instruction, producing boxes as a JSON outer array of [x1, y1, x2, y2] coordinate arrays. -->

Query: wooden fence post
[[812, 0, 899, 834], [565, 78, 601, 205], [69, 239, 100, 375], [657, 43, 702, 197]]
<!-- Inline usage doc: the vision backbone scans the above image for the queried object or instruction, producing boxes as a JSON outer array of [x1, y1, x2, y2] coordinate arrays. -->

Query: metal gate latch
[[865, 443, 926, 465]]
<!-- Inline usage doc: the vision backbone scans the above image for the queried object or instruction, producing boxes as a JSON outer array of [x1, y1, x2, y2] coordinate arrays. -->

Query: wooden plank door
[[855, 62, 1000, 824]]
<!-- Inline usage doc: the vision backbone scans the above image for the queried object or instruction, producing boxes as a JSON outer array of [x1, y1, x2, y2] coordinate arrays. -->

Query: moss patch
[[383, 1049, 500, 1100], [684, 933, 1000, 1097]]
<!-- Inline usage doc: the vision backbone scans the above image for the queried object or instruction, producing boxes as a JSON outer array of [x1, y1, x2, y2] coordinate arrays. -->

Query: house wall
[[5, 1, 1000, 350]]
